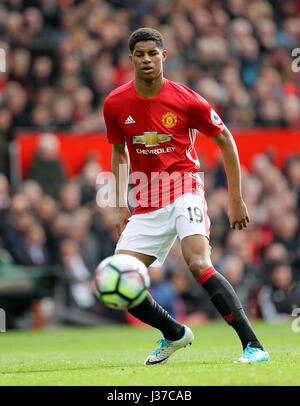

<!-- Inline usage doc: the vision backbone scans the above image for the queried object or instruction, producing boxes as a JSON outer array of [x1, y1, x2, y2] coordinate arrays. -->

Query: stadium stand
[[0, 0, 299, 328]]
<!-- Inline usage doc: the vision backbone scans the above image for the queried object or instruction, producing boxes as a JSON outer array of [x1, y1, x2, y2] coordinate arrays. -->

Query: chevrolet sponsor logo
[[133, 132, 172, 147]]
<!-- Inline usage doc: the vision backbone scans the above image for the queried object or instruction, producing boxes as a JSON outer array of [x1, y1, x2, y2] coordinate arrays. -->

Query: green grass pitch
[[0, 321, 299, 386]]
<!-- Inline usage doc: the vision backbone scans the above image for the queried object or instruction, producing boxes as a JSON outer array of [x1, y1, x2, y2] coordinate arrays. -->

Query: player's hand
[[116, 206, 131, 237], [228, 197, 250, 230]]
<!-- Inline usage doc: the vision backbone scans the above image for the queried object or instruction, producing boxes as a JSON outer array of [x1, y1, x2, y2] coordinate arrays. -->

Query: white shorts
[[116, 193, 210, 267]]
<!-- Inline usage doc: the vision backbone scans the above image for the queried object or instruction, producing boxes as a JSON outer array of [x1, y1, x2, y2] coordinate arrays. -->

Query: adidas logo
[[124, 115, 135, 124]]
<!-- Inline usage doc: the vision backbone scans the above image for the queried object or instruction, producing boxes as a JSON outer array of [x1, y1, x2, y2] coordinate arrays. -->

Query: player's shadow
[[1, 365, 103, 375], [0, 359, 232, 374], [170, 360, 231, 366], [0, 361, 146, 374]]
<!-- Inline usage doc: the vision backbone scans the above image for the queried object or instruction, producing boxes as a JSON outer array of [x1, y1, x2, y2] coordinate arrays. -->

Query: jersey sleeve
[[189, 92, 224, 137], [103, 98, 125, 144]]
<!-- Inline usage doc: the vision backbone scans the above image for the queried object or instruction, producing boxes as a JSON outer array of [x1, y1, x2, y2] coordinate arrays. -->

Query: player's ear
[[129, 54, 133, 64], [162, 49, 167, 62]]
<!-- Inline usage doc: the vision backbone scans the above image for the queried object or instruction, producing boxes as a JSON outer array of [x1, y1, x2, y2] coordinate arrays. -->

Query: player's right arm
[[103, 97, 131, 237], [111, 143, 131, 237], [103, 97, 132, 237], [188, 91, 249, 230]]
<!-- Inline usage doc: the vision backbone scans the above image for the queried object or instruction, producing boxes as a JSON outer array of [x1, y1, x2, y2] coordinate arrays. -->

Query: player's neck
[[134, 76, 164, 98]]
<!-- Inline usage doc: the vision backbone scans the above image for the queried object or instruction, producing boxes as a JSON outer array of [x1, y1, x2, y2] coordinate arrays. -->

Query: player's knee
[[187, 255, 212, 279]]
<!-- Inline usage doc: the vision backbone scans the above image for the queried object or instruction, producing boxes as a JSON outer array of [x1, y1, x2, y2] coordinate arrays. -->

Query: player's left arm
[[210, 125, 250, 230]]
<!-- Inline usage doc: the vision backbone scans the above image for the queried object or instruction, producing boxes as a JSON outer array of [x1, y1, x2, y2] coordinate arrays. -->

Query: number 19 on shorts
[[187, 206, 203, 223]]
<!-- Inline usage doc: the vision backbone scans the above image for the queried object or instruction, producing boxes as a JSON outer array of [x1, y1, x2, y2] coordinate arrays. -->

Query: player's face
[[130, 41, 167, 82]]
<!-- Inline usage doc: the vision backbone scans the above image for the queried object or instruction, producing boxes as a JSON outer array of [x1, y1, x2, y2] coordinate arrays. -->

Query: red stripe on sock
[[196, 266, 217, 286]]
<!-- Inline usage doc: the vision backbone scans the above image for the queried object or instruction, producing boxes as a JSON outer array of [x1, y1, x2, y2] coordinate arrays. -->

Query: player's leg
[[180, 234, 269, 362], [115, 249, 156, 268], [180, 234, 260, 347], [115, 248, 193, 365], [115, 249, 184, 341], [114, 204, 196, 365]]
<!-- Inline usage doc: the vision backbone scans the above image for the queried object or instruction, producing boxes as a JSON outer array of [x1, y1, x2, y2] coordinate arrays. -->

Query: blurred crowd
[[0, 132, 299, 328], [0, 133, 121, 327], [0, 0, 300, 328], [0, 0, 300, 150]]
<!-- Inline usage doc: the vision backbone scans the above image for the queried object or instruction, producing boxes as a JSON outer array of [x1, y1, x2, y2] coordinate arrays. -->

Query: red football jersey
[[103, 78, 224, 214]]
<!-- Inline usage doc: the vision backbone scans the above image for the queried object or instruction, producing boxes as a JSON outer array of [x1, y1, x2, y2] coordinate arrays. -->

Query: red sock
[[195, 266, 217, 286]]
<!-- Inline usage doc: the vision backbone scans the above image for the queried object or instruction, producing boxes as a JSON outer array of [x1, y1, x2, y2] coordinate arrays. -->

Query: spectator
[[29, 104, 53, 131], [255, 99, 284, 127], [68, 208, 100, 271], [79, 159, 102, 205], [263, 242, 289, 268], [285, 157, 300, 211], [21, 222, 50, 266], [171, 270, 213, 324], [20, 180, 43, 212], [272, 214, 299, 257], [257, 262, 300, 322], [9, 49, 31, 91], [0, 107, 14, 176], [73, 86, 94, 125], [29, 56, 54, 89], [28, 133, 66, 199], [0, 173, 10, 245], [51, 96, 74, 129], [59, 181, 81, 214], [35, 195, 58, 228], [91, 207, 117, 261], [282, 96, 300, 128], [3, 209, 36, 265], [47, 211, 71, 264], [4, 82, 29, 128], [220, 254, 257, 313], [148, 265, 185, 320], [23, 7, 57, 57], [59, 238, 95, 309]]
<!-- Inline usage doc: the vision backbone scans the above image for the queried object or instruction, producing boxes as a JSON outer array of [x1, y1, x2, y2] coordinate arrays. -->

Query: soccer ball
[[93, 254, 150, 310]]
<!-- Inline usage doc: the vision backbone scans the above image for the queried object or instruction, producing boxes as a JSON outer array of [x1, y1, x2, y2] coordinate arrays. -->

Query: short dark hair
[[128, 27, 164, 54], [267, 260, 290, 274]]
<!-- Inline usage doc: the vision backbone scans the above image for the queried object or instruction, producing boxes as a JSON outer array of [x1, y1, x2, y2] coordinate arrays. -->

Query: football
[[93, 254, 150, 310]]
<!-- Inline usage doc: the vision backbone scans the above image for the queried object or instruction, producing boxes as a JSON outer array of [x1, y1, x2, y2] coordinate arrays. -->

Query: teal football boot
[[234, 342, 270, 363]]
